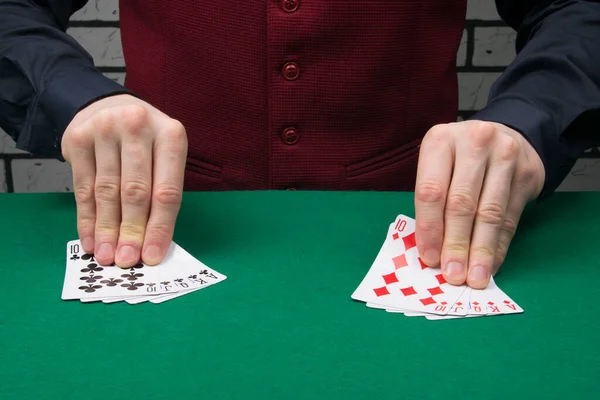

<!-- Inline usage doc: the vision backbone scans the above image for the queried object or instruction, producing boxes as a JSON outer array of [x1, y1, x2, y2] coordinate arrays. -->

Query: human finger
[[141, 119, 187, 265], [115, 106, 154, 267]]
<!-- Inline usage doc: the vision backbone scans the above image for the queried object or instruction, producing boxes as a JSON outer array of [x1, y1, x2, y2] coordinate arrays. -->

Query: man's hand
[[61, 94, 188, 268], [414, 120, 545, 289]]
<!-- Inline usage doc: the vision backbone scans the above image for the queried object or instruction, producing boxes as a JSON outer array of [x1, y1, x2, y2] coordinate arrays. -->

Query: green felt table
[[0, 191, 599, 399]]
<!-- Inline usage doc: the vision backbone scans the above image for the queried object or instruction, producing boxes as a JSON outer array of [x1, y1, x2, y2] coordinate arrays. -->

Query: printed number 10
[[395, 219, 407, 232]]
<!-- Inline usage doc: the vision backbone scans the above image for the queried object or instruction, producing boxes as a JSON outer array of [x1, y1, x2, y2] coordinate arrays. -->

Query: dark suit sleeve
[[471, 0, 600, 201], [0, 0, 134, 159]]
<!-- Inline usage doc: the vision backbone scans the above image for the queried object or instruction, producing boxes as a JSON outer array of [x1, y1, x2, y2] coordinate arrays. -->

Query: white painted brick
[[103, 72, 126, 86], [457, 72, 501, 110], [473, 27, 516, 67], [71, 0, 119, 21], [466, 0, 501, 20], [456, 29, 468, 67], [12, 159, 73, 193], [67, 28, 124, 67], [0, 161, 6, 193], [557, 159, 600, 191], [0, 130, 27, 155]]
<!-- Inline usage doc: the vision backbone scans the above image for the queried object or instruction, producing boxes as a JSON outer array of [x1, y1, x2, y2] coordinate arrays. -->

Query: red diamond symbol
[[392, 254, 408, 270], [440, 301, 447, 305], [382, 272, 399, 285], [488, 301, 495, 306], [392, 233, 399, 240], [456, 302, 463, 306], [435, 273, 446, 285], [373, 286, 390, 297], [400, 286, 417, 296], [418, 257, 428, 270], [472, 301, 480, 306], [503, 300, 511, 304], [402, 232, 416, 250], [427, 286, 444, 296], [420, 297, 436, 306]]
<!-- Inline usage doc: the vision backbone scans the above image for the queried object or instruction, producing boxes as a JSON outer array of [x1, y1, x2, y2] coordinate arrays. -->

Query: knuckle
[[95, 180, 121, 203], [153, 185, 183, 207], [415, 180, 446, 204], [120, 104, 149, 135], [446, 191, 477, 217], [497, 136, 520, 162], [476, 202, 505, 226], [74, 183, 95, 204], [467, 122, 495, 149], [517, 164, 538, 187], [119, 221, 146, 239], [444, 242, 470, 257], [502, 216, 518, 236], [95, 221, 119, 236], [470, 246, 496, 261], [423, 124, 448, 145], [68, 126, 94, 148], [122, 180, 152, 206], [146, 222, 174, 242], [161, 119, 187, 144]]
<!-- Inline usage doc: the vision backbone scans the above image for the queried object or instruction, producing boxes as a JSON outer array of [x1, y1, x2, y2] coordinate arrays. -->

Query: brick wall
[[1, 0, 598, 193]]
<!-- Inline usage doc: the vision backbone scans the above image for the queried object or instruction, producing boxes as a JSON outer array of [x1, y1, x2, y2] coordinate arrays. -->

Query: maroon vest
[[119, 1, 466, 191]]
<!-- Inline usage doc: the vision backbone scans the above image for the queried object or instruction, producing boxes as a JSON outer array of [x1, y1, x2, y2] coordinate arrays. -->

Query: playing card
[[352, 215, 466, 315], [352, 213, 524, 320], [383, 287, 472, 317], [61, 240, 227, 304], [61, 240, 161, 300], [471, 276, 523, 315]]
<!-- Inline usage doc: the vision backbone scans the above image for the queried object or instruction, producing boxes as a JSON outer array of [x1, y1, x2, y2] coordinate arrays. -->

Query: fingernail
[[445, 262, 464, 279], [423, 249, 439, 266], [97, 243, 113, 260], [81, 237, 94, 252], [117, 245, 136, 263], [143, 245, 162, 264], [469, 265, 489, 282]]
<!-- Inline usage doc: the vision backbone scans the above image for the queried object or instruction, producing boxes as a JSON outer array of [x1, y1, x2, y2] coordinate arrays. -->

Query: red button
[[282, 62, 300, 80], [282, 0, 299, 13], [282, 127, 299, 145]]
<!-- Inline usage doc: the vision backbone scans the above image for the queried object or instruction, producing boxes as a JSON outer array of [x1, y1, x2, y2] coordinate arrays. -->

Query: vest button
[[282, 127, 299, 145], [282, 62, 300, 80], [282, 0, 299, 13]]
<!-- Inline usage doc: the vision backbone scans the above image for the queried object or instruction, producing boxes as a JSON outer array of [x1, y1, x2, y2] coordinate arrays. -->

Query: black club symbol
[[161, 281, 170, 286], [100, 277, 124, 287], [80, 263, 104, 274], [70, 254, 80, 261], [78, 284, 102, 293], [121, 271, 144, 281], [199, 270, 208, 276], [127, 263, 144, 272], [81, 254, 95, 262], [121, 282, 144, 291], [188, 275, 197, 280], [80, 274, 103, 283], [174, 278, 184, 283]]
